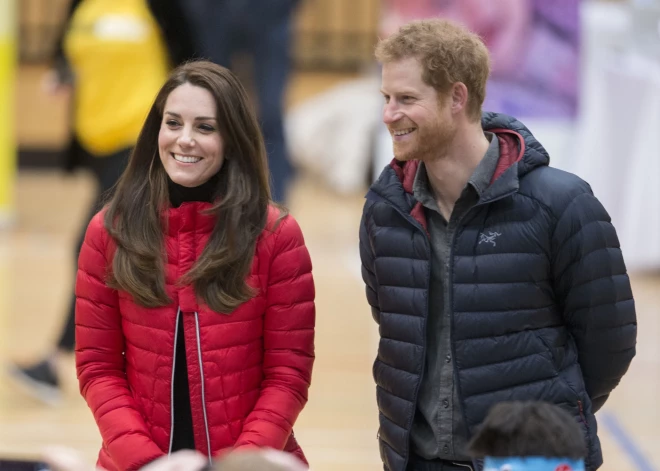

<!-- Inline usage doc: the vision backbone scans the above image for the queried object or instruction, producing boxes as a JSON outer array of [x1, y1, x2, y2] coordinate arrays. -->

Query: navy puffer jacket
[[359, 113, 637, 471]]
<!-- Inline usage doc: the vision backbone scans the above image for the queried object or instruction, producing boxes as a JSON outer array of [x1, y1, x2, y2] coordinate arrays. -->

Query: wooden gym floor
[[0, 66, 658, 471]]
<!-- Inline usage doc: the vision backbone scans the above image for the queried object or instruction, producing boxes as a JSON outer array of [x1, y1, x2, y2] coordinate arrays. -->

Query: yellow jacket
[[64, 0, 169, 155]]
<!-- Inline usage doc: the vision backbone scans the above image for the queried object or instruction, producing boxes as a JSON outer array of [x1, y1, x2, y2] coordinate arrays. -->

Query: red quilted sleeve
[[233, 214, 316, 450], [75, 212, 165, 470]]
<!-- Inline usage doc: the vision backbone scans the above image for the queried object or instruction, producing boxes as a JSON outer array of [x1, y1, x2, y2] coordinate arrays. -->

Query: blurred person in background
[[8, 0, 196, 403], [42, 448, 206, 471], [74, 60, 314, 471], [41, 447, 307, 471], [212, 449, 308, 471], [467, 401, 587, 471], [182, 0, 302, 203], [359, 18, 636, 471]]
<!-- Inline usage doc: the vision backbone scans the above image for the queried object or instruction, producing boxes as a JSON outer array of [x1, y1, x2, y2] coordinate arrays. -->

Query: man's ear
[[450, 82, 468, 115]]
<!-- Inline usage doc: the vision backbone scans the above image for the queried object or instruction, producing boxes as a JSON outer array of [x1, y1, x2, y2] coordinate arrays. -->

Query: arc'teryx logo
[[478, 231, 502, 247]]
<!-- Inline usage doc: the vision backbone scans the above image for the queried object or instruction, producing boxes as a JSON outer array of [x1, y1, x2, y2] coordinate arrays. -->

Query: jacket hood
[[368, 112, 550, 228]]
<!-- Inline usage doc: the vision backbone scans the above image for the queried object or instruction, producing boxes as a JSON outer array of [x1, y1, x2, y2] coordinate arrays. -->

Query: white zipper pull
[[194, 312, 213, 464], [168, 307, 182, 455]]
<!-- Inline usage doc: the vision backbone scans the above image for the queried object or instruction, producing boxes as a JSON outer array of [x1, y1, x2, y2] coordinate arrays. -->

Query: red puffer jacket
[[75, 203, 315, 471]]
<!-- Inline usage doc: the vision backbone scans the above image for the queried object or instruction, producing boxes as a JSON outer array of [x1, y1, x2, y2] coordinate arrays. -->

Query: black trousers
[[407, 455, 475, 471], [56, 146, 131, 351]]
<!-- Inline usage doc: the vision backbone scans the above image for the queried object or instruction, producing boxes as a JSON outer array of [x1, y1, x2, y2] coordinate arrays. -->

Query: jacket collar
[[367, 112, 549, 230]]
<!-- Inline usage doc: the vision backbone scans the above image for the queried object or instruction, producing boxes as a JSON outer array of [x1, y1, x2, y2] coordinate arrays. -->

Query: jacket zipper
[[194, 312, 213, 464], [168, 307, 182, 455], [448, 210, 474, 468], [447, 192, 517, 471], [453, 463, 475, 471]]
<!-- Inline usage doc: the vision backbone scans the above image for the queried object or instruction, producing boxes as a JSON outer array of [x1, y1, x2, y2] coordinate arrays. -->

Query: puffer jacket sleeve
[[552, 191, 637, 412], [234, 215, 315, 450], [75, 212, 165, 470], [359, 200, 381, 324]]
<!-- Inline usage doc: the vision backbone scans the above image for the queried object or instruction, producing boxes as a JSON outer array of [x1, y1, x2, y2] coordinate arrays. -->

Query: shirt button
[[445, 354, 451, 363], [443, 399, 449, 408], [443, 444, 450, 454]]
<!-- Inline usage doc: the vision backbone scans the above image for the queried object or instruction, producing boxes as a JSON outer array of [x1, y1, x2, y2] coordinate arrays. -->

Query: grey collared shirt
[[410, 132, 500, 461]]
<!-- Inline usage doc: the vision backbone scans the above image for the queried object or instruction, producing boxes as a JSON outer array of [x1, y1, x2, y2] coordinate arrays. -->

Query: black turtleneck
[[168, 173, 218, 453], [167, 172, 219, 209]]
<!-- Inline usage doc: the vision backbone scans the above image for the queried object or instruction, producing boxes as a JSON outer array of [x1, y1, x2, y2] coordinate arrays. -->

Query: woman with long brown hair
[[9, 0, 198, 404], [74, 60, 315, 471]]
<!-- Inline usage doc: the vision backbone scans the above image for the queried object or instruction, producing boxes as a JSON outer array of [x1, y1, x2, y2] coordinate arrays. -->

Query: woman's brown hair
[[104, 60, 275, 313]]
